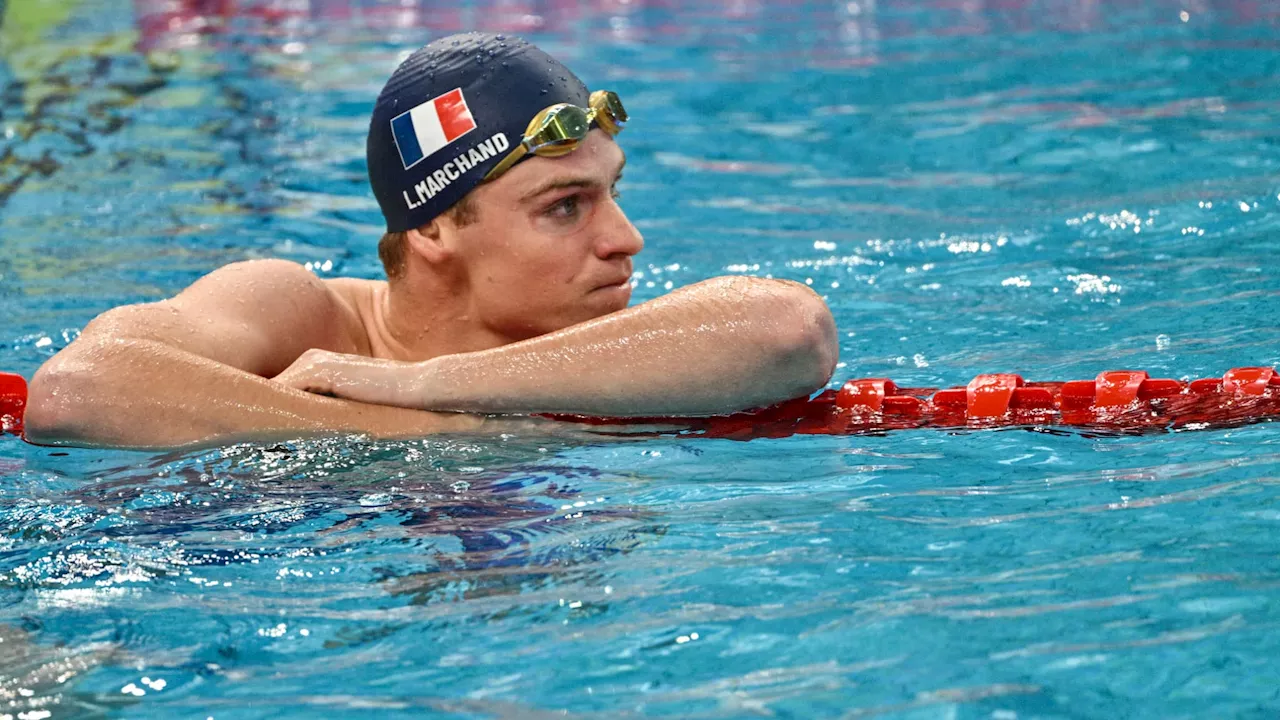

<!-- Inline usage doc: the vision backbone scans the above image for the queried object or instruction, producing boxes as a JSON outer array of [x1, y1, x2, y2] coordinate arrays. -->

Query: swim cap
[[367, 33, 590, 232]]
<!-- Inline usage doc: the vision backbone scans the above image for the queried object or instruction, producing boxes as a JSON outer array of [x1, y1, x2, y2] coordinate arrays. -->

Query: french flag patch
[[390, 88, 478, 170]]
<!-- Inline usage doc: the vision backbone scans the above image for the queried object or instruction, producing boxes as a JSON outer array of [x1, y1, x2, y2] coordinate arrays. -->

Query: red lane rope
[[0, 372, 26, 437], [3, 367, 1278, 442], [547, 366, 1280, 439]]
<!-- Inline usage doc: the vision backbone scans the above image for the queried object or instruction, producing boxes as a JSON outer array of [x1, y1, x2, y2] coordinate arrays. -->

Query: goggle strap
[[484, 144, 529, 181]]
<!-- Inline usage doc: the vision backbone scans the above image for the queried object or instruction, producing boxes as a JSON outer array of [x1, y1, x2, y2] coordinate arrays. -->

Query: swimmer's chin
[[590, 280, 633, 307]]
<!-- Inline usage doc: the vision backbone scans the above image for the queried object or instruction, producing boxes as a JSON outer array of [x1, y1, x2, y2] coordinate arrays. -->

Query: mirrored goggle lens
[[591, 90, 627, 132], [527, 104, 591, 154]]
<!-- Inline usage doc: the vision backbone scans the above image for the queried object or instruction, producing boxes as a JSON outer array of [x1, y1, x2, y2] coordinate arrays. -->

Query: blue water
[[3, 0, 1280, 717]]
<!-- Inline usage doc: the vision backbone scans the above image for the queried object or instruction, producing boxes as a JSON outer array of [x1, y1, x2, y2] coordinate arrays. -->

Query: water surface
[[2, 0, 1280, 717]]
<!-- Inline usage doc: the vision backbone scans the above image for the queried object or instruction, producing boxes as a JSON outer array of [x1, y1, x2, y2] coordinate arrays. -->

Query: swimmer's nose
[[594, 194, 644, 259]]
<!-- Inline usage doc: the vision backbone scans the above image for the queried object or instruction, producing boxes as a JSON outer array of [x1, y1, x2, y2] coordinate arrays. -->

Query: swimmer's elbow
[[732, 277, 838, 395], [776, 283, 839, 392], [23, 358, 96, 445]]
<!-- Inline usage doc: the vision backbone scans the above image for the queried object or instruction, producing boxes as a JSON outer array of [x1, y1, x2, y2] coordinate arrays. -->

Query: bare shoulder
[[175, 258, 335, 306], [73, 259, 364, 377], [79, 259, 336, 334]]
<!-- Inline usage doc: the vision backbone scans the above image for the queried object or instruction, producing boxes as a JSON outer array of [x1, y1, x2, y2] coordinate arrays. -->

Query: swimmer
[[24, 33, 837, 449]]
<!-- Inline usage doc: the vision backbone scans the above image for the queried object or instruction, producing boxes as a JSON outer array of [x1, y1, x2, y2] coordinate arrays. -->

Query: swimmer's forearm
[[24, 338, 482, 449], [417, 276, 838, 416]]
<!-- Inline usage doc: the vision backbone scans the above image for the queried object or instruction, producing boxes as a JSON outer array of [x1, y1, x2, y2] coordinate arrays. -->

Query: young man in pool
[[23, 33, 838, 449]]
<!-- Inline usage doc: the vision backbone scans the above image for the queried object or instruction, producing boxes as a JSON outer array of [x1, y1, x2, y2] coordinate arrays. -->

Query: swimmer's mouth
[[593, 273, 633, 291]]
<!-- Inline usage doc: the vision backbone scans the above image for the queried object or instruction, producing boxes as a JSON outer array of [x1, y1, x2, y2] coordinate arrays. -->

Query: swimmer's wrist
[[413, 354, 504, 413], [411, 357, 458, 411], [368, 359, 438, 410]]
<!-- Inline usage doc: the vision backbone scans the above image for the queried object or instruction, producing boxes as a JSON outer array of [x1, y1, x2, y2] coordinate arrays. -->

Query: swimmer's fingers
[[272, 350, 418, 407], [272, 348, 342, 397]]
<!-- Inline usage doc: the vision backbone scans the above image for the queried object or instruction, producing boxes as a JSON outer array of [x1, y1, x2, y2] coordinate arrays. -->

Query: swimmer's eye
[[610, 181, 621, 201], [545, 194, 581, 220]]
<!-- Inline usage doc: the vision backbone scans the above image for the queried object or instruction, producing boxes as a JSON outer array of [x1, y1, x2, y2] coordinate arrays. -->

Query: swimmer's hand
[[273, 276, 837, 418], [272, 349, 418, 406], [272, 349, 637, 438]]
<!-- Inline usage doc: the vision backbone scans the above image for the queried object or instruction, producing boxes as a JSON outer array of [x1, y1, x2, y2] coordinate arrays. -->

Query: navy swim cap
[[367, 33, 590, 232]]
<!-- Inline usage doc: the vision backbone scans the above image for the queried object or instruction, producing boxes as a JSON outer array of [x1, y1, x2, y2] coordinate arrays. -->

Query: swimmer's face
[[448, 130, 643, 341]]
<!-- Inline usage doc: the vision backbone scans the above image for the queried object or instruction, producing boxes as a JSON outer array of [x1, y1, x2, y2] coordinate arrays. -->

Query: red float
[[0, 372, 25, 437], [2, 367, 1279, 442], [549, 367, 1280, 439]]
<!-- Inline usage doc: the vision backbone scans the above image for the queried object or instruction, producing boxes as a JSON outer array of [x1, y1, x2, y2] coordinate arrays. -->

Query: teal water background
[[2, 0, 1280, 717]]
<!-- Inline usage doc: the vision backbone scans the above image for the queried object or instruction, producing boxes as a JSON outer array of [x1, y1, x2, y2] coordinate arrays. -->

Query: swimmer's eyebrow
[[518, 153, 627, 204]]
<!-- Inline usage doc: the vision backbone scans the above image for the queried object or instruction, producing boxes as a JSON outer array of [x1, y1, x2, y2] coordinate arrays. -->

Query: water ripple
[[4, 0, 1280, 717]]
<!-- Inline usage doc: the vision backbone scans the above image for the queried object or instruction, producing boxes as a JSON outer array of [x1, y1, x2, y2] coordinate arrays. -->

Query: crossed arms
[[24, 259, 838, 449]]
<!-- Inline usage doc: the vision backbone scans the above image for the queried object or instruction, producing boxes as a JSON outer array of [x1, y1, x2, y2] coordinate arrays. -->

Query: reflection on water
[[0, 434, 671, 715], [123, 0, 1280, 55], [3, 0, 1280, 717], [11, 429, 1275, 717], [0, 623, 119, 718]]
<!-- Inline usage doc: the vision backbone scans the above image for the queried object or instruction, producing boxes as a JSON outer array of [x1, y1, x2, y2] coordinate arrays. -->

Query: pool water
[[3, 0, 1280, 717]]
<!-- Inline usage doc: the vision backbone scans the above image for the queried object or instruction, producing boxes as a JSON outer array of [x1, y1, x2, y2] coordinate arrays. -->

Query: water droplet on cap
[[540, 89, 548, 95]]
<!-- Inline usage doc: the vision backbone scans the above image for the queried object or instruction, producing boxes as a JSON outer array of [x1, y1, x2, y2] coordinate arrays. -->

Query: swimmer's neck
[[366, 276, 512, 363]]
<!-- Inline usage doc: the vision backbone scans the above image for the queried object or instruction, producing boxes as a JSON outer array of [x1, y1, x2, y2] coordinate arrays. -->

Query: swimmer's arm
[[23, 260, 485, 449], [279, 276, 838, 417]]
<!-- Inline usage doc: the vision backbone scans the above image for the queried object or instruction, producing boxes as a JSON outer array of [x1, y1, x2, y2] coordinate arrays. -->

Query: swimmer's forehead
[[511, 141, 627, 205]]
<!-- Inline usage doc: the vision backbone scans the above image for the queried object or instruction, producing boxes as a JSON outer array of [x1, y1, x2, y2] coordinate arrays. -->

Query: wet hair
[[378, 193, 479, 280]]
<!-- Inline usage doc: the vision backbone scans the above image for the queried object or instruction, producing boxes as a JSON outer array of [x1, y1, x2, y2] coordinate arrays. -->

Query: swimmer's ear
[[405, 219, 454, 265]]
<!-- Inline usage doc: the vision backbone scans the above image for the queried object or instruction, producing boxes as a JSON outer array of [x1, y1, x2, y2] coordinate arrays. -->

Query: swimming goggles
[[483, 90, 627, 181]]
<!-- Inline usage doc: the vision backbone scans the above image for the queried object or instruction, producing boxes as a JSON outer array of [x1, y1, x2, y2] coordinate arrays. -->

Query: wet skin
[[24, 131, 838, 449]]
